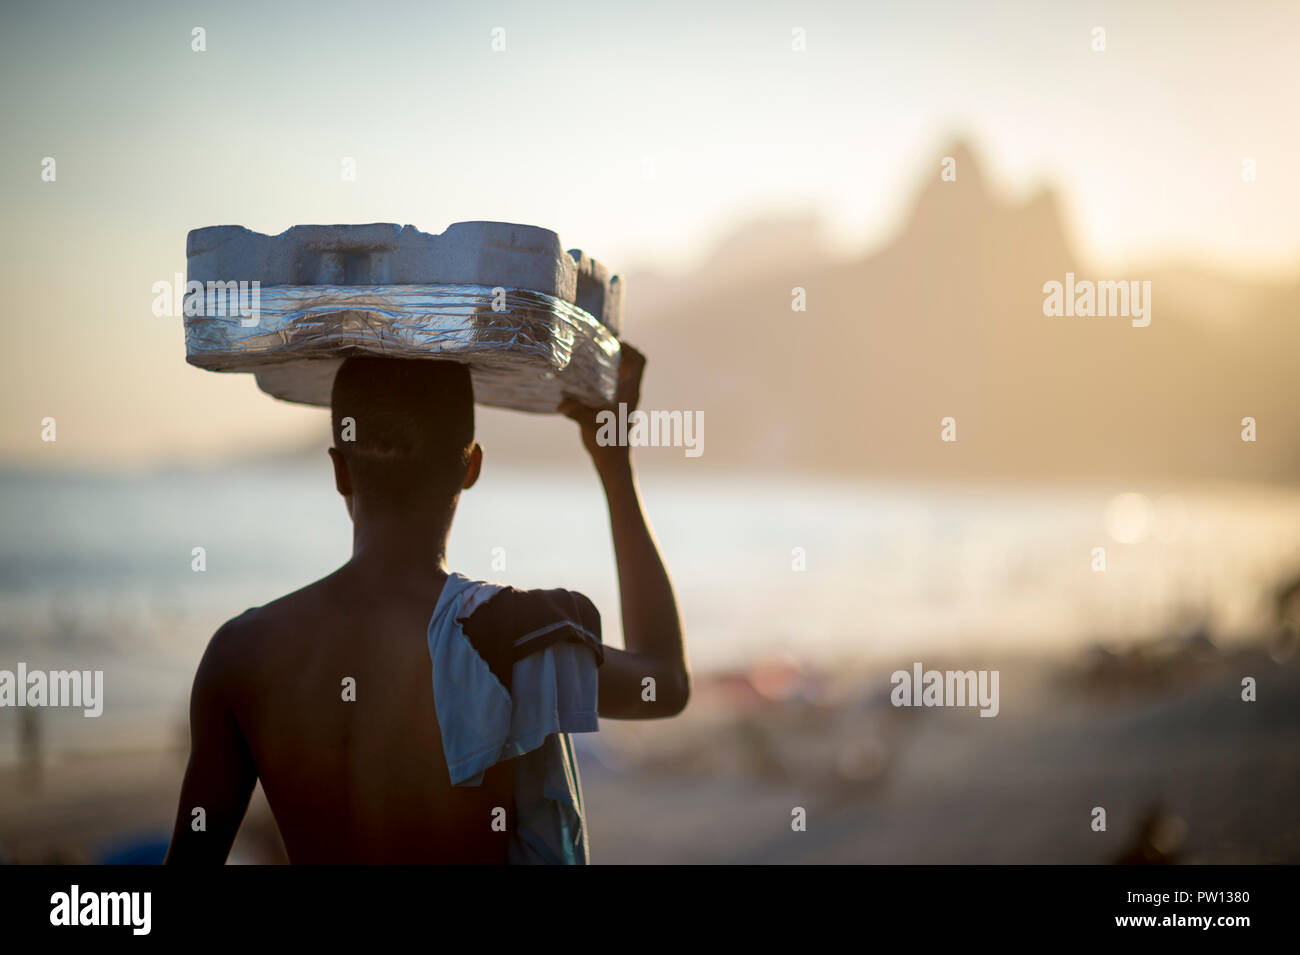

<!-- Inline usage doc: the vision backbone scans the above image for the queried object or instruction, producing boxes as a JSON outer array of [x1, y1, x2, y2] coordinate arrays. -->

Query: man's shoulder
[[456, 579, 600, 631], [198, 605, 275, 682], [453, 581, 604, 690], [203, 573, 343, 669]]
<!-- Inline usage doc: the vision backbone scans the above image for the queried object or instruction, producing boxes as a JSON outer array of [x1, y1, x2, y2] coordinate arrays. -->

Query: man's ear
[[463, 442, 483, 490], [328, 446, 353, 497]]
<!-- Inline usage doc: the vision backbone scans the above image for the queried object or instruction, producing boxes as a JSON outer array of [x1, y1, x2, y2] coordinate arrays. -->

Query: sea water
[[2, 464, 1298, 763]]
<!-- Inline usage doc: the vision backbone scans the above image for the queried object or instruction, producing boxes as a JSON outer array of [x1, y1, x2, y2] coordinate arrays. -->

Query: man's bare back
[[198, 565, 513, 863]]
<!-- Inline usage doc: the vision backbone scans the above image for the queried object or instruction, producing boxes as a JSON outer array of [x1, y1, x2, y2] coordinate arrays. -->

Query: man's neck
[[347, 502, 455, 590]]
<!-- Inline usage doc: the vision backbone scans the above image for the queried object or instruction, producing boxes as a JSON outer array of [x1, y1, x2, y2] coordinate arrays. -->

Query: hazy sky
[[3, 0, 1299, 467]]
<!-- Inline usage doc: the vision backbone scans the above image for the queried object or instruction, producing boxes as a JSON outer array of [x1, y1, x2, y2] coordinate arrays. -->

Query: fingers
[[559, 342, 647, 419], [620, 344, 646, 381], [557, 397, 599, 423], [617, 343, 646, 407]]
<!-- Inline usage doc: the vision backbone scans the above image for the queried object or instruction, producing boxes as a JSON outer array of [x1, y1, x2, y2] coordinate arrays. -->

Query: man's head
[[328, 356, 481, 516]]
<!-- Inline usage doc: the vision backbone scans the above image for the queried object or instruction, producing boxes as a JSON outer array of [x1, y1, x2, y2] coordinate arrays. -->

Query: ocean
[[2, 464, 1299, 764]]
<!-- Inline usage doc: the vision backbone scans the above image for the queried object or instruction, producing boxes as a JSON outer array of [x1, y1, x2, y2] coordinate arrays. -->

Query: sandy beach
[[3, 641, 1295, 865]]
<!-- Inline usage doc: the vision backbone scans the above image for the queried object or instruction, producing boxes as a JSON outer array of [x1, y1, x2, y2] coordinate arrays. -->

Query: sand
[[2, 646, 1295, 864]]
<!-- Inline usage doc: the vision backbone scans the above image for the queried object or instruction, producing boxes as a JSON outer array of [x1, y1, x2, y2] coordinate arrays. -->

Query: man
[[165, 345, 686, 863]]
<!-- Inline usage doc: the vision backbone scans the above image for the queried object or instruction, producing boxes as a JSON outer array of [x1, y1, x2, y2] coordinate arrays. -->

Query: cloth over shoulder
[[426, 571, 603, 864]]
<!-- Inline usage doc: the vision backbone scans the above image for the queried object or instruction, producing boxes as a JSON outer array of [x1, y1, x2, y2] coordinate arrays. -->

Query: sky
[[3, 0, 1299, 467]]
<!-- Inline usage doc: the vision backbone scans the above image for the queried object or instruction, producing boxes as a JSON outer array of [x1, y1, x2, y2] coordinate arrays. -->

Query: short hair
[[330, 356, 475, 501]]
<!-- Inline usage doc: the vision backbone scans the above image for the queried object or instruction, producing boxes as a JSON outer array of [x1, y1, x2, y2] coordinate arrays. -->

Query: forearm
[[598, 456, 688, 698]]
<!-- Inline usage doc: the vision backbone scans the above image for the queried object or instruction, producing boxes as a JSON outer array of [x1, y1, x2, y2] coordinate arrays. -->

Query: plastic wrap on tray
[[182, 222, 623, 413]]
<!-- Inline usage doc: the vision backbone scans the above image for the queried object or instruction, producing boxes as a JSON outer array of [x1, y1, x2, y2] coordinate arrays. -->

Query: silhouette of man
[[166, 345, 686, 863]]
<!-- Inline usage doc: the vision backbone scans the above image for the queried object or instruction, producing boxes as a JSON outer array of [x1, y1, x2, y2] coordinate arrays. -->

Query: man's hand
[[557, 344, 646, 474]]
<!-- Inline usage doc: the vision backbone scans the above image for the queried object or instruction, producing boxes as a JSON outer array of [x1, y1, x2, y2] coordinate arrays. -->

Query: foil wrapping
[[184, 284, 621, 413]]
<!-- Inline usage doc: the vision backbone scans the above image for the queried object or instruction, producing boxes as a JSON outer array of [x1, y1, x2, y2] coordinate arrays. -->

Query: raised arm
[[165, 622, 258, 863], [559, 346, 689, 719]]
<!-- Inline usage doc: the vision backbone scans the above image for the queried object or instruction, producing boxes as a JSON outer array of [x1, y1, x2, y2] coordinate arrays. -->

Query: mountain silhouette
[[477, 139, 1300, 481]]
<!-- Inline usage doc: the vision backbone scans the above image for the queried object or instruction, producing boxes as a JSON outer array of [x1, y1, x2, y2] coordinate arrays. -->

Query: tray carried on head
[[183, 221, 623, 413]]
